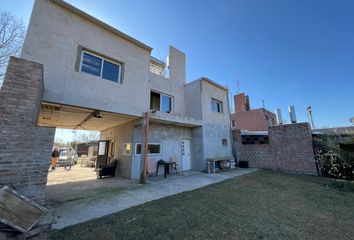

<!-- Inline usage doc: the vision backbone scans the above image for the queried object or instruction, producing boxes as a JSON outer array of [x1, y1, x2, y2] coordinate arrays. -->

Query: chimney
[[276, 108, 283, 125], [234, 93, 250, 113], [288, 106, 297, 124]]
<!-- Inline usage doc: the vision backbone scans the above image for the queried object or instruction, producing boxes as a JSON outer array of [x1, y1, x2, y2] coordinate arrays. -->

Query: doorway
[[181, 139, 191, 170]]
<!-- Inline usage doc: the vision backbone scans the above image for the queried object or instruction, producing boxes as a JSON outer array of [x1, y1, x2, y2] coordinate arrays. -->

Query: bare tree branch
[[0, 11, 25, 85]]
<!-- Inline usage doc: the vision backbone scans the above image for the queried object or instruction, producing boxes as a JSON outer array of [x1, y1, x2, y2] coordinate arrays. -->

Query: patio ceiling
[[38, 102, 139, 131]]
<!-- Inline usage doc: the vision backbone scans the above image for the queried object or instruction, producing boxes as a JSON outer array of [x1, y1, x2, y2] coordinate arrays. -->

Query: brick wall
[[233, 123, 317, 175], [231, 108, 276, 131], [0, 57, 55, 204]]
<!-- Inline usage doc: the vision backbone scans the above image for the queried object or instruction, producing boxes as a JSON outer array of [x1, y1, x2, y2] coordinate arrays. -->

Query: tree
[[0, 11, 25, 84]]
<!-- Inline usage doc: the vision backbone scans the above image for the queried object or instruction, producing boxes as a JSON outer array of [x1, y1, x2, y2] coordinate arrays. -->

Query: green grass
[[51, 170, 354, 240]]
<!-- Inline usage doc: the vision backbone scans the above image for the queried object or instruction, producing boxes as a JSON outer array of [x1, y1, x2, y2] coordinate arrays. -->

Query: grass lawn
[[51, 170, 354, 240]]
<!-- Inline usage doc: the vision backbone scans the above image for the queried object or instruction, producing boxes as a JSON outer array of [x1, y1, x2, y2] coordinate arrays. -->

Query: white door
[[181, 139, 191, 170]]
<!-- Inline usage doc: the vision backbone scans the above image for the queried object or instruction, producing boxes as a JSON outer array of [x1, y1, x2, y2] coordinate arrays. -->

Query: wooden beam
[[140, 112, 149, 184]]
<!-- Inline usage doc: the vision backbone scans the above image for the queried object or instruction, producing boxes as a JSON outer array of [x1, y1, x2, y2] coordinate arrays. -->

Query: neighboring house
[[21, 0, 233, 179], [231, 93, 276, 131]]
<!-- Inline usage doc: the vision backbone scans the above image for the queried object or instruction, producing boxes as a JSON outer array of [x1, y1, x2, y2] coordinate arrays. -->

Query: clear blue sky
[[2, 0, 354, 128]]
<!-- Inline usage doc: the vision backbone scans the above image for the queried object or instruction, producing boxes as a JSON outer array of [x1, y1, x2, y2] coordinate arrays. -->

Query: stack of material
[[0, 186, 47, 235]]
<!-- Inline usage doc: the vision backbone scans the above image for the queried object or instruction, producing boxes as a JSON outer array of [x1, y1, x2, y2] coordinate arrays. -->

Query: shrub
[[313, 134, 354, 180]]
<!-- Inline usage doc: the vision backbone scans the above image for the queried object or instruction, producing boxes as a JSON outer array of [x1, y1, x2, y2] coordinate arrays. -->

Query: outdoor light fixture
[[93, 110, 102, 119]]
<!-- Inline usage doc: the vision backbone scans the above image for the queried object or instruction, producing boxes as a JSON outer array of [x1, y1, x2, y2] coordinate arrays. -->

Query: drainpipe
[[226, 87, 236, 166], [140, 111, 150, 184]]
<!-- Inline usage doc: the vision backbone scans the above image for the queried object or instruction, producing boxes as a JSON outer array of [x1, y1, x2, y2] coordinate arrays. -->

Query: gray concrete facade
[[17, 0, 234, 182]]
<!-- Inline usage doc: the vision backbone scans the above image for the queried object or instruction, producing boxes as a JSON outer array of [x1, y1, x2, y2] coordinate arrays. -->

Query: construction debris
[[0, 186, 47, 233]]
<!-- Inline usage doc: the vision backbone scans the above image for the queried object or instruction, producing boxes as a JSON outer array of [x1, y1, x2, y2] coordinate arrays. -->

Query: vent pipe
[[307, 106, 315, 129], [288, 106, 297, 124], [276, 108, 283, 125]]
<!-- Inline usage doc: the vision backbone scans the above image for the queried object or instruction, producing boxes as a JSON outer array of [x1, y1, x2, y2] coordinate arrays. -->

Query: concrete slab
[[45, 168, 258, 229]]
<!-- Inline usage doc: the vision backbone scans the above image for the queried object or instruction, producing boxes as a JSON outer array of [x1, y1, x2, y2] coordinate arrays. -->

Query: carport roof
[[39, 102, 139, 131]]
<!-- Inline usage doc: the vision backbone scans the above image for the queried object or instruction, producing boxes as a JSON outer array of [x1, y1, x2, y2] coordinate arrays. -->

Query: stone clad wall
[[0, 57, 55, 204], [233, 123, 317, 175]]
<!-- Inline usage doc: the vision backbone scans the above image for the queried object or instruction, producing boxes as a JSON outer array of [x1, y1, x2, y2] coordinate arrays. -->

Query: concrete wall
[[19, 0, 235, 178], [185, 80, 203, 119], [131, 123, 192, 176], [168, 46, 186, 85], [233, 123, 317, 175], [21, 0, 151, 117], [0, 57, 55, 204], [201, 80, 233, 160], [149, 46, 186, 115], [100, 120, 138, 179]]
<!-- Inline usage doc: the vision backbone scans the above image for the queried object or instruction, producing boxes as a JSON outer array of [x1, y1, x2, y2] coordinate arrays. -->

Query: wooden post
[[140, 111, 149, 184]]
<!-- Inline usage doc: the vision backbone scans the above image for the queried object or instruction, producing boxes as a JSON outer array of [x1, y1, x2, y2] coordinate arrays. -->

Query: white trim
[[80, 50, 121, 83], [135, 143, 162, 155]]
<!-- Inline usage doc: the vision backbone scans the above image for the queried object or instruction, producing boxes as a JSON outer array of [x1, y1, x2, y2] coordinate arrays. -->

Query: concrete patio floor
[[43, 168, 258, 229]]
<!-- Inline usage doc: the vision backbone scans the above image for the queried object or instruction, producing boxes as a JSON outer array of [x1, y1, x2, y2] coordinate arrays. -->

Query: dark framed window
[[80, 51, 121, 82], [211, 99, 222, 113], [150, 91, 173, 113], [135, 143, 162, 155]]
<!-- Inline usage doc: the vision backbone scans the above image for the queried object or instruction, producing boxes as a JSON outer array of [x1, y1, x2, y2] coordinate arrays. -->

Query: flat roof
[[50, 0, 153, 52], [200, 77, 229, 92]]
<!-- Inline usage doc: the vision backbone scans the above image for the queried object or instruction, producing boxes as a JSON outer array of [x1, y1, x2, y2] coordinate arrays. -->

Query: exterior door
[[96, 140, 109, 168], [181, 139, 191, 171]]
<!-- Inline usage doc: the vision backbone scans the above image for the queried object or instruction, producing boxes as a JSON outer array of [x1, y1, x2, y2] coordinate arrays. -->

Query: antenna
[[262, 100, 265, 109], [236, 69, 240, 93]]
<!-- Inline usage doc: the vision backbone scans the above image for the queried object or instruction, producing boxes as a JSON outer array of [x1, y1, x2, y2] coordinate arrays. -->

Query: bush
[[314, 134, 354, 180]]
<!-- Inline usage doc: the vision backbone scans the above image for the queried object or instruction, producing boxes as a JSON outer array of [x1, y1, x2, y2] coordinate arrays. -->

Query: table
[[206, 157, 234, 173], [156, 160, 177, 178]]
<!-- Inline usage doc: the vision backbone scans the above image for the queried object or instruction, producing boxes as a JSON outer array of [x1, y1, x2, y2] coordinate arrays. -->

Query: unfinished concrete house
[[0, 0, 233, 203]]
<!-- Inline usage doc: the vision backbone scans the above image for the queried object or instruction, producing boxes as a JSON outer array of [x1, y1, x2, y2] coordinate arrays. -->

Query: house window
[[122, 143, 132, 155], [80, 51, 121, 82], [211, 99, 222, 113], [150, 92, 172, 113], [232, 120, 236, 127], [135, 143, 162, 155], [222, 139, 227, 146]]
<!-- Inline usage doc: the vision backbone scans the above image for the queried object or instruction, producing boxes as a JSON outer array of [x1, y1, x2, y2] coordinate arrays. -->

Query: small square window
[[122, 143, 132, 155], [222, 139, 227, 146], [211, 99, 222, 113]]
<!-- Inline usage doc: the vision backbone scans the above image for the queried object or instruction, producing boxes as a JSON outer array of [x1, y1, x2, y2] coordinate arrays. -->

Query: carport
[[38, 102, 141, 204]]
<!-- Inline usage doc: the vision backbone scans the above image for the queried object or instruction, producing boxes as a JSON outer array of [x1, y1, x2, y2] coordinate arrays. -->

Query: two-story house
[[21, 0, 233, 180]]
